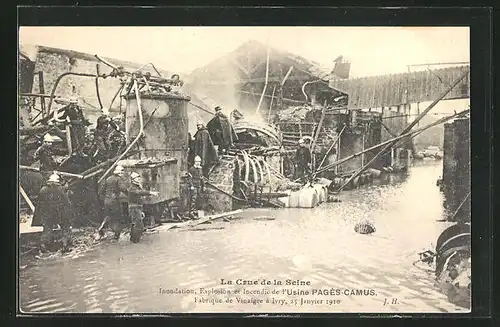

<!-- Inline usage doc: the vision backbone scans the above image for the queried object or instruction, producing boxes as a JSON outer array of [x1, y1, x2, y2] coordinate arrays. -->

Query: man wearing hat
[[92, 107, 113, 163], [206, 106, 238, 155], [128, 172, 159, 243], [56, 96, 90, 156], [97, 165, 129, 240], [294, 138, 312, 182], [187, 156, 205, 219], [107, 116, 126, 158], [33, 133, 58, 179], [193, 119, 219, 177], [32, 173, 74, 253]]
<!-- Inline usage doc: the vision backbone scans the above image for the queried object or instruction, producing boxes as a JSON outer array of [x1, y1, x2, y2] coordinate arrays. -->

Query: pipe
[[261, 159, 274, 193], [53, 171, 84, 179], [134, 62, 162, 77], [65, 117, 72, 155], [301, 80, 322, 103], [189, 102, 215, 116], [314, 124, 346, 177], [248, 156, 258, 184], [252, 156, 265, 184], [337, 69, 469, 192], [314, 109, 470, 176], [255, 45, 271, 114], [281, 66, 294, 86], [95, 64, 103, 109], [242, 151, 250, 182], [94, 55, 119, 70], [310, 106, 326, 153], [98, 80, 144, 184], [46, 72, 107, 117], [437, 233, 471, 254], [19, 185, 35, 212], [267, 85, 277, 123], [109, 84, 125, 111]]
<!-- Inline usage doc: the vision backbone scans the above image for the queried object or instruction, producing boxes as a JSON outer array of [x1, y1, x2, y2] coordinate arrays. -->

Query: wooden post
[[20, 185, 35, 212], [361, 125, 366, 166]]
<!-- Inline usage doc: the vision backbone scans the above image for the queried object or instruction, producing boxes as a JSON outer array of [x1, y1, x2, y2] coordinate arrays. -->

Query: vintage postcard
[[18, 26, 471, 314]]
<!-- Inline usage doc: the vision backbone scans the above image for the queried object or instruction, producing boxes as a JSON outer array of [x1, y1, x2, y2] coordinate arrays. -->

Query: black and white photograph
[[18, 25, 471, 314]]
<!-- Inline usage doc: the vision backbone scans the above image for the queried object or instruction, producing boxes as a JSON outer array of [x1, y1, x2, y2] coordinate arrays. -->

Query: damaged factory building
[[19, 40, 470, 222]]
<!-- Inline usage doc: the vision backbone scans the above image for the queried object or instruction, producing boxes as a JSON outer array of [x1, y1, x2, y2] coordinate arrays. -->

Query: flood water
[[19, 160, 467, 314]]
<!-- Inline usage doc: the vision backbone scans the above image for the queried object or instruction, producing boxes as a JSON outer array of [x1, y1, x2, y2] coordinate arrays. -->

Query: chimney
[[331, 55, 351, 79]]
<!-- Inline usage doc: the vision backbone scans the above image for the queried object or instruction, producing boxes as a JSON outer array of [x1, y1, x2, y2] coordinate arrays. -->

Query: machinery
[[19, 54, 191, 223]]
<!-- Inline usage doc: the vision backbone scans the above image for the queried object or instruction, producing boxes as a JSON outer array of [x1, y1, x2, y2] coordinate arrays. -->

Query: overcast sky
[[19, 26, 469, 78]]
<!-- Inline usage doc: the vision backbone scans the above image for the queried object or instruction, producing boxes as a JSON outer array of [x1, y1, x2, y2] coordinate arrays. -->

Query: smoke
[[19, 43, 39, 61], [185, 54, 268, 125]]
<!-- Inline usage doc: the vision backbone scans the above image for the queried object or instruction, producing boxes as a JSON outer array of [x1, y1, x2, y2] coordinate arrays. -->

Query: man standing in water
[[97, 165, 128, 240], [31, 173, 74, 253], [187, 156, 205, 219], [294, 138, 312, 183], [128, 172, 159, 243], [193, 120, 219, 177]]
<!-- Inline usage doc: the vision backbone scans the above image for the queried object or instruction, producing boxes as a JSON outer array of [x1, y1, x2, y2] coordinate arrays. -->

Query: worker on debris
[[93, 108, 111, 163], [97, 165, 129, 240], [32, 173, 74, 253], [107, 117, 127, 158], [170, 74, 184, 93], [294, 138, 312, 182], [194, 120, 219, 177], [56, 96, 91, 156], [128, 172, 159, 243], [206, 106, 238, 155], [187, 156, 205, 219], [33, 133, 58, 179]]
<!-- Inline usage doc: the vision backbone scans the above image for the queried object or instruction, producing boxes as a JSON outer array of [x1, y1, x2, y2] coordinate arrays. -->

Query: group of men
[[29, 97, 147, 252], [185, 106, 238, 216], [97, 165, 159, 243], [43, 96, 126, 164], [190, 106, 238, 176], [32, 165, 158, 252]]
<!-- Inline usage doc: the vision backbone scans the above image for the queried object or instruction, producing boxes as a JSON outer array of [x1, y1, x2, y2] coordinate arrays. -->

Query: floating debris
[[354, 220, 376, 234], [253, 216, 276, 221]]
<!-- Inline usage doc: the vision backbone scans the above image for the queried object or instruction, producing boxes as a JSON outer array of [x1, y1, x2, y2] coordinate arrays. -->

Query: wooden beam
[[236, 90, 306, 104]]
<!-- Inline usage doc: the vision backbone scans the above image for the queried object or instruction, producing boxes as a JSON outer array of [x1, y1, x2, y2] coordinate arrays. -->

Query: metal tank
[[122, 92, 191, 204]]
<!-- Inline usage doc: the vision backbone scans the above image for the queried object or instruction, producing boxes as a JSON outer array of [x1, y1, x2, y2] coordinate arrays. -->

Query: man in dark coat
[[97, 165, 128, 240], [128, 172, 159, 243], [32, 173, 74, 253], [193, 120, 219, 177], [206, 106, 238, 155], [55, 96, 91, 156], [33, 133, 58, 179], [294, 138, 312, 182]]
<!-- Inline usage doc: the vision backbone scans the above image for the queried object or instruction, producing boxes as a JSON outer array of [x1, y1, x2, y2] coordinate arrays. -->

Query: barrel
[[298, 187, 319, 208], [288, 190, 301, 208], [312, 184, 327, 203]]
